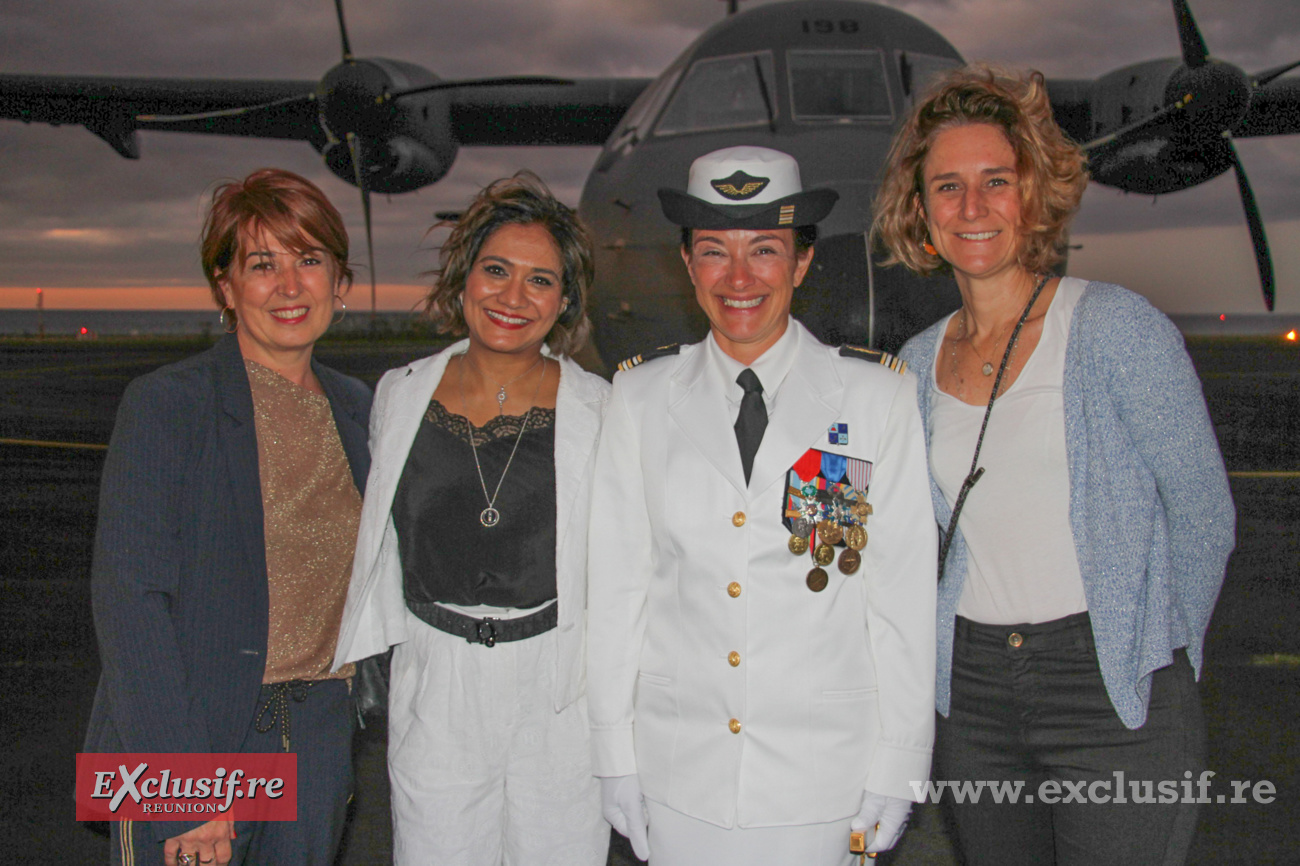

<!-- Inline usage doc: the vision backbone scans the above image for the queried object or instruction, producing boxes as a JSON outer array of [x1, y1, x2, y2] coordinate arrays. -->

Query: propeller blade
[[334, 0, 354, 62], [386, 76, 574, 101], [1253, 58, 1300, 89], [1225, 137, 1276, 311], [1172, 0, 1210, 69], [135, 92, 314, 123], [345, 132, 379, 331]]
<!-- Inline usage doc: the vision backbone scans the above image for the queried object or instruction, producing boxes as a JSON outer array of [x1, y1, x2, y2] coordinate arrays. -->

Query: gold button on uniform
[[728, 651, 741, 667], [728, 718, 742, 734], [727, 582, 742, 598], [1008, 632, 1024, 648], [732, 511, 746, 527]]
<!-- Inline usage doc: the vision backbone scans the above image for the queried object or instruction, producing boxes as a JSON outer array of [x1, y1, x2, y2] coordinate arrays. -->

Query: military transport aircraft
[[2, 0, 1298, 364]]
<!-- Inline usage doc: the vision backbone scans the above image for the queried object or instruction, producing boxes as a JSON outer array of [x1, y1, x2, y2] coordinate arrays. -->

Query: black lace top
[[393, 399, 558, 608]]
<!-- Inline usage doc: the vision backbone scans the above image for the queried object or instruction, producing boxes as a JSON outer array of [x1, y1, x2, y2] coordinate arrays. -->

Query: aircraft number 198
[[801, 19, 859, 34]]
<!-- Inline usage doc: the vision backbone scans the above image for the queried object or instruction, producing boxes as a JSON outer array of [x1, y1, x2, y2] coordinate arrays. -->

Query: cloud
[[2, 0, 1299, 311]]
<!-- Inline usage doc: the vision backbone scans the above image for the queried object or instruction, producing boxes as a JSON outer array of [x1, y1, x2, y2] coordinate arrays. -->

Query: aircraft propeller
[[1084, 0, 1296, 311], [322, 0, 568, 330], [142, 0, 577, 330]]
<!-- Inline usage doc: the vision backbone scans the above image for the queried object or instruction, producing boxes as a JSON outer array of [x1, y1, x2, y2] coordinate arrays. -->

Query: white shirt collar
[[707, 318, 801, 410]]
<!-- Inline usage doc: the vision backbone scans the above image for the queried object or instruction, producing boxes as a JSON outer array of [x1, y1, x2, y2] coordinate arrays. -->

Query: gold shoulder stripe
[[617, 343, 681, 372], [838, 344, 907, 375]]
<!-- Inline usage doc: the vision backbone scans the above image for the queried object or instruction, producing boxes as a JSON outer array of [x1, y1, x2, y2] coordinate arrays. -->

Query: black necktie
[[734, 368, 767, 485]]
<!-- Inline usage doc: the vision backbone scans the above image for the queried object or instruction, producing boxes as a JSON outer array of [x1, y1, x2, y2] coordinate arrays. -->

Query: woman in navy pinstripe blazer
[[84, 169, 371, 866]]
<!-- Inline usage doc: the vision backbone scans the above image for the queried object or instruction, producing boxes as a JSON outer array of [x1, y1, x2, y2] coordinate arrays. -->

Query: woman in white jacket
[[333, 173, 610, 865]]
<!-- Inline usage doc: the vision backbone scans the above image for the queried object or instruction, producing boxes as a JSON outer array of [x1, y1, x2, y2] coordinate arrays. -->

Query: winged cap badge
[[711, 170, 770, 201]]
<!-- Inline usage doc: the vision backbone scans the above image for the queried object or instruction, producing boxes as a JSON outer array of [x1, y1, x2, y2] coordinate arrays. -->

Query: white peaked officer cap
[[658, 145, 838, 230]]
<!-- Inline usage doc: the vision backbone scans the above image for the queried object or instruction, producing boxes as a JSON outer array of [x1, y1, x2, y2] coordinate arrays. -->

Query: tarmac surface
[[0, 335, 1295, 864]]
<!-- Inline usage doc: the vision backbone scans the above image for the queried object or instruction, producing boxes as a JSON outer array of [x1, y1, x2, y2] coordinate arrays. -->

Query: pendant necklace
[[948, 274, 1046, 399], [959, 307, 1016, 377], [466, 352, 543, 415], [458, 353, 547, 528]]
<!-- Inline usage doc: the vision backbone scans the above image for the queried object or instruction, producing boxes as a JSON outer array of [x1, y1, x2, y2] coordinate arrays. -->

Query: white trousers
[[646, 799, 857, 866], [388, 610, 608, 866]]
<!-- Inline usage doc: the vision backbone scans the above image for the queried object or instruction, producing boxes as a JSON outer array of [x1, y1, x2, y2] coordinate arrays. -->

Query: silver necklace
[[947, 274, 1045, 398], [466, 352, 543, 415], [959, 307, 1016, 377], [458, 354, 547, 528]]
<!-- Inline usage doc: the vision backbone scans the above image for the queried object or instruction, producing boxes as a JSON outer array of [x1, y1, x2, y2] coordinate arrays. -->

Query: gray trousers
[[936, 613, 1206, 866]]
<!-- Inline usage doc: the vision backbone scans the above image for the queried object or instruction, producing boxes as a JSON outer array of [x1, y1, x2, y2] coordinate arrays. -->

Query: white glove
[[851, 790, 913, 853], [600, 774, 650, 861]]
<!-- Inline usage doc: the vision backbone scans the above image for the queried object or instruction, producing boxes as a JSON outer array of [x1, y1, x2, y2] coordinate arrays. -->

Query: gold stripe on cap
[[778, 204, 796, 225]]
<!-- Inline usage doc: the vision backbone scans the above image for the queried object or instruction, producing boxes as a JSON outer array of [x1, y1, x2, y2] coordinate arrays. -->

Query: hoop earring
[[332, 298, 346, 325], [220, 307, 238, 334]]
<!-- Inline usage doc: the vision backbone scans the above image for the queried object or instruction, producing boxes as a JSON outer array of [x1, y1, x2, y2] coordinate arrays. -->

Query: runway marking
[[0, 658, 90, 670], [1228, 471, 1300, 479], [0, 437, 108, 451], [1250, 653, 1300, 668], [0, 358, 170, 378]]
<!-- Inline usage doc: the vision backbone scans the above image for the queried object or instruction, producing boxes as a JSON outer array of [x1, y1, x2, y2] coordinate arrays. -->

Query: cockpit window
[[609, 57, 686, 150], [787, 50, 892, 122], [655, 52, 776, 136]]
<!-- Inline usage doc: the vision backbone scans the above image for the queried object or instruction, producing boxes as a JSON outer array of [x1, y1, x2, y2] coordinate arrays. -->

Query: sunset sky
[[2, 0, 1299, 315]]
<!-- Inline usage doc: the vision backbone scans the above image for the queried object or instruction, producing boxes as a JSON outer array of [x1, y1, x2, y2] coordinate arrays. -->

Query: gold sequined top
[[246, 360, 361, 684]]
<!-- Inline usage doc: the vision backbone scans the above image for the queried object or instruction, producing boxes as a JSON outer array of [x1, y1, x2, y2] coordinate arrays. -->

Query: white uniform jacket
[[334, 340, 611, 712], [586, 320, 937, 828]]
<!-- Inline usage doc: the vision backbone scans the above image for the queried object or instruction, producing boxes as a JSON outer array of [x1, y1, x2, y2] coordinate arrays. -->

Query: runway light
[[1287, 330, 1297, 342], [1219, 314, 1226, 321]]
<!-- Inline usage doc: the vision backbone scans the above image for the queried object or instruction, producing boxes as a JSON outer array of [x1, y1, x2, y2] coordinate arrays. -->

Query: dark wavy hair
[[872, 63, 1089, 277], [424, 172, 593, 356], [200, 168, 352, 323]]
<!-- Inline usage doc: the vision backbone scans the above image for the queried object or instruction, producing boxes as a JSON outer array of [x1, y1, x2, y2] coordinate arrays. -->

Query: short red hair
[[200, 168, 352, 310]]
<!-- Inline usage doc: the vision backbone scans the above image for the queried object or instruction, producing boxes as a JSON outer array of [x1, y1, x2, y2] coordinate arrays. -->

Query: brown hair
[[424, 172, 593, 357], [872, 63, 1088, 276], [200, 168, 352, 319]]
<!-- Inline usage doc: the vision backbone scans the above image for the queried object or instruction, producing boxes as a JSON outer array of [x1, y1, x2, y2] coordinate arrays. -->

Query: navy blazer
[[83, 335, 370, 837]]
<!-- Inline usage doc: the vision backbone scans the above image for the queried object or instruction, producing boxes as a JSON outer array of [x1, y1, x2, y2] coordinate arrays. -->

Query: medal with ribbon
[[783, 447, 874, 591]]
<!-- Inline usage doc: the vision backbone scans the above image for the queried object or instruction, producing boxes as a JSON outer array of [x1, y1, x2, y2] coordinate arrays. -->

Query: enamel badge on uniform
[[828, 423, 848, 446]]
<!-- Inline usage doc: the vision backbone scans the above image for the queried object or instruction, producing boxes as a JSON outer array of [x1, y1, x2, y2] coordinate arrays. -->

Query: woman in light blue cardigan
[[874, 64, 1234, 865]]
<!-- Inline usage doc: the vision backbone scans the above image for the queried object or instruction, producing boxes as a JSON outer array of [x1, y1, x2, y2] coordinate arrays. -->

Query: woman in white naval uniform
[[587, 147, 938, 866], [332, 174, 610, 866]]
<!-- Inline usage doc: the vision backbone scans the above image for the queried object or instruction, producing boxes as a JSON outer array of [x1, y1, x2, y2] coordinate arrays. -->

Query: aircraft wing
[[1045, 74, 1300, 146], [0, 74, 325, 157], [1044, 78, 1095, 145], [0, 72, 653, 158], [1235, 75, 1300, 137], [451, 79, 653, 146]]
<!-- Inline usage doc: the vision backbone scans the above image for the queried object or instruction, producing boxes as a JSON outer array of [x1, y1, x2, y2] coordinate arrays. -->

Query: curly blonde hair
[[872, 63, 1088, 277], [423, 172, 593, 357]]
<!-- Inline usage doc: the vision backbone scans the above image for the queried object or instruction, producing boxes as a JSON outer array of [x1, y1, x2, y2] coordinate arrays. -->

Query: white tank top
[[930, 277, 1088, 625]]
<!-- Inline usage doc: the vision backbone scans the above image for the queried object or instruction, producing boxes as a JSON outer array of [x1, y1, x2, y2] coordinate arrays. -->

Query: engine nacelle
[[1085, 57, 1241, 195], [323, 131, 458, 194], [317, 57, 460, 194]]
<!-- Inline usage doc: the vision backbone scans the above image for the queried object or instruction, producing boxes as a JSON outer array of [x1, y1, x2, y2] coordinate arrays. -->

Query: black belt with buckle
[[406, 599, 557, 647]]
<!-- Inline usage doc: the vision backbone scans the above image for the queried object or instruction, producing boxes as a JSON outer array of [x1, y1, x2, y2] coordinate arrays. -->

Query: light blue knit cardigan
[[898, 281, 1235, 729]]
